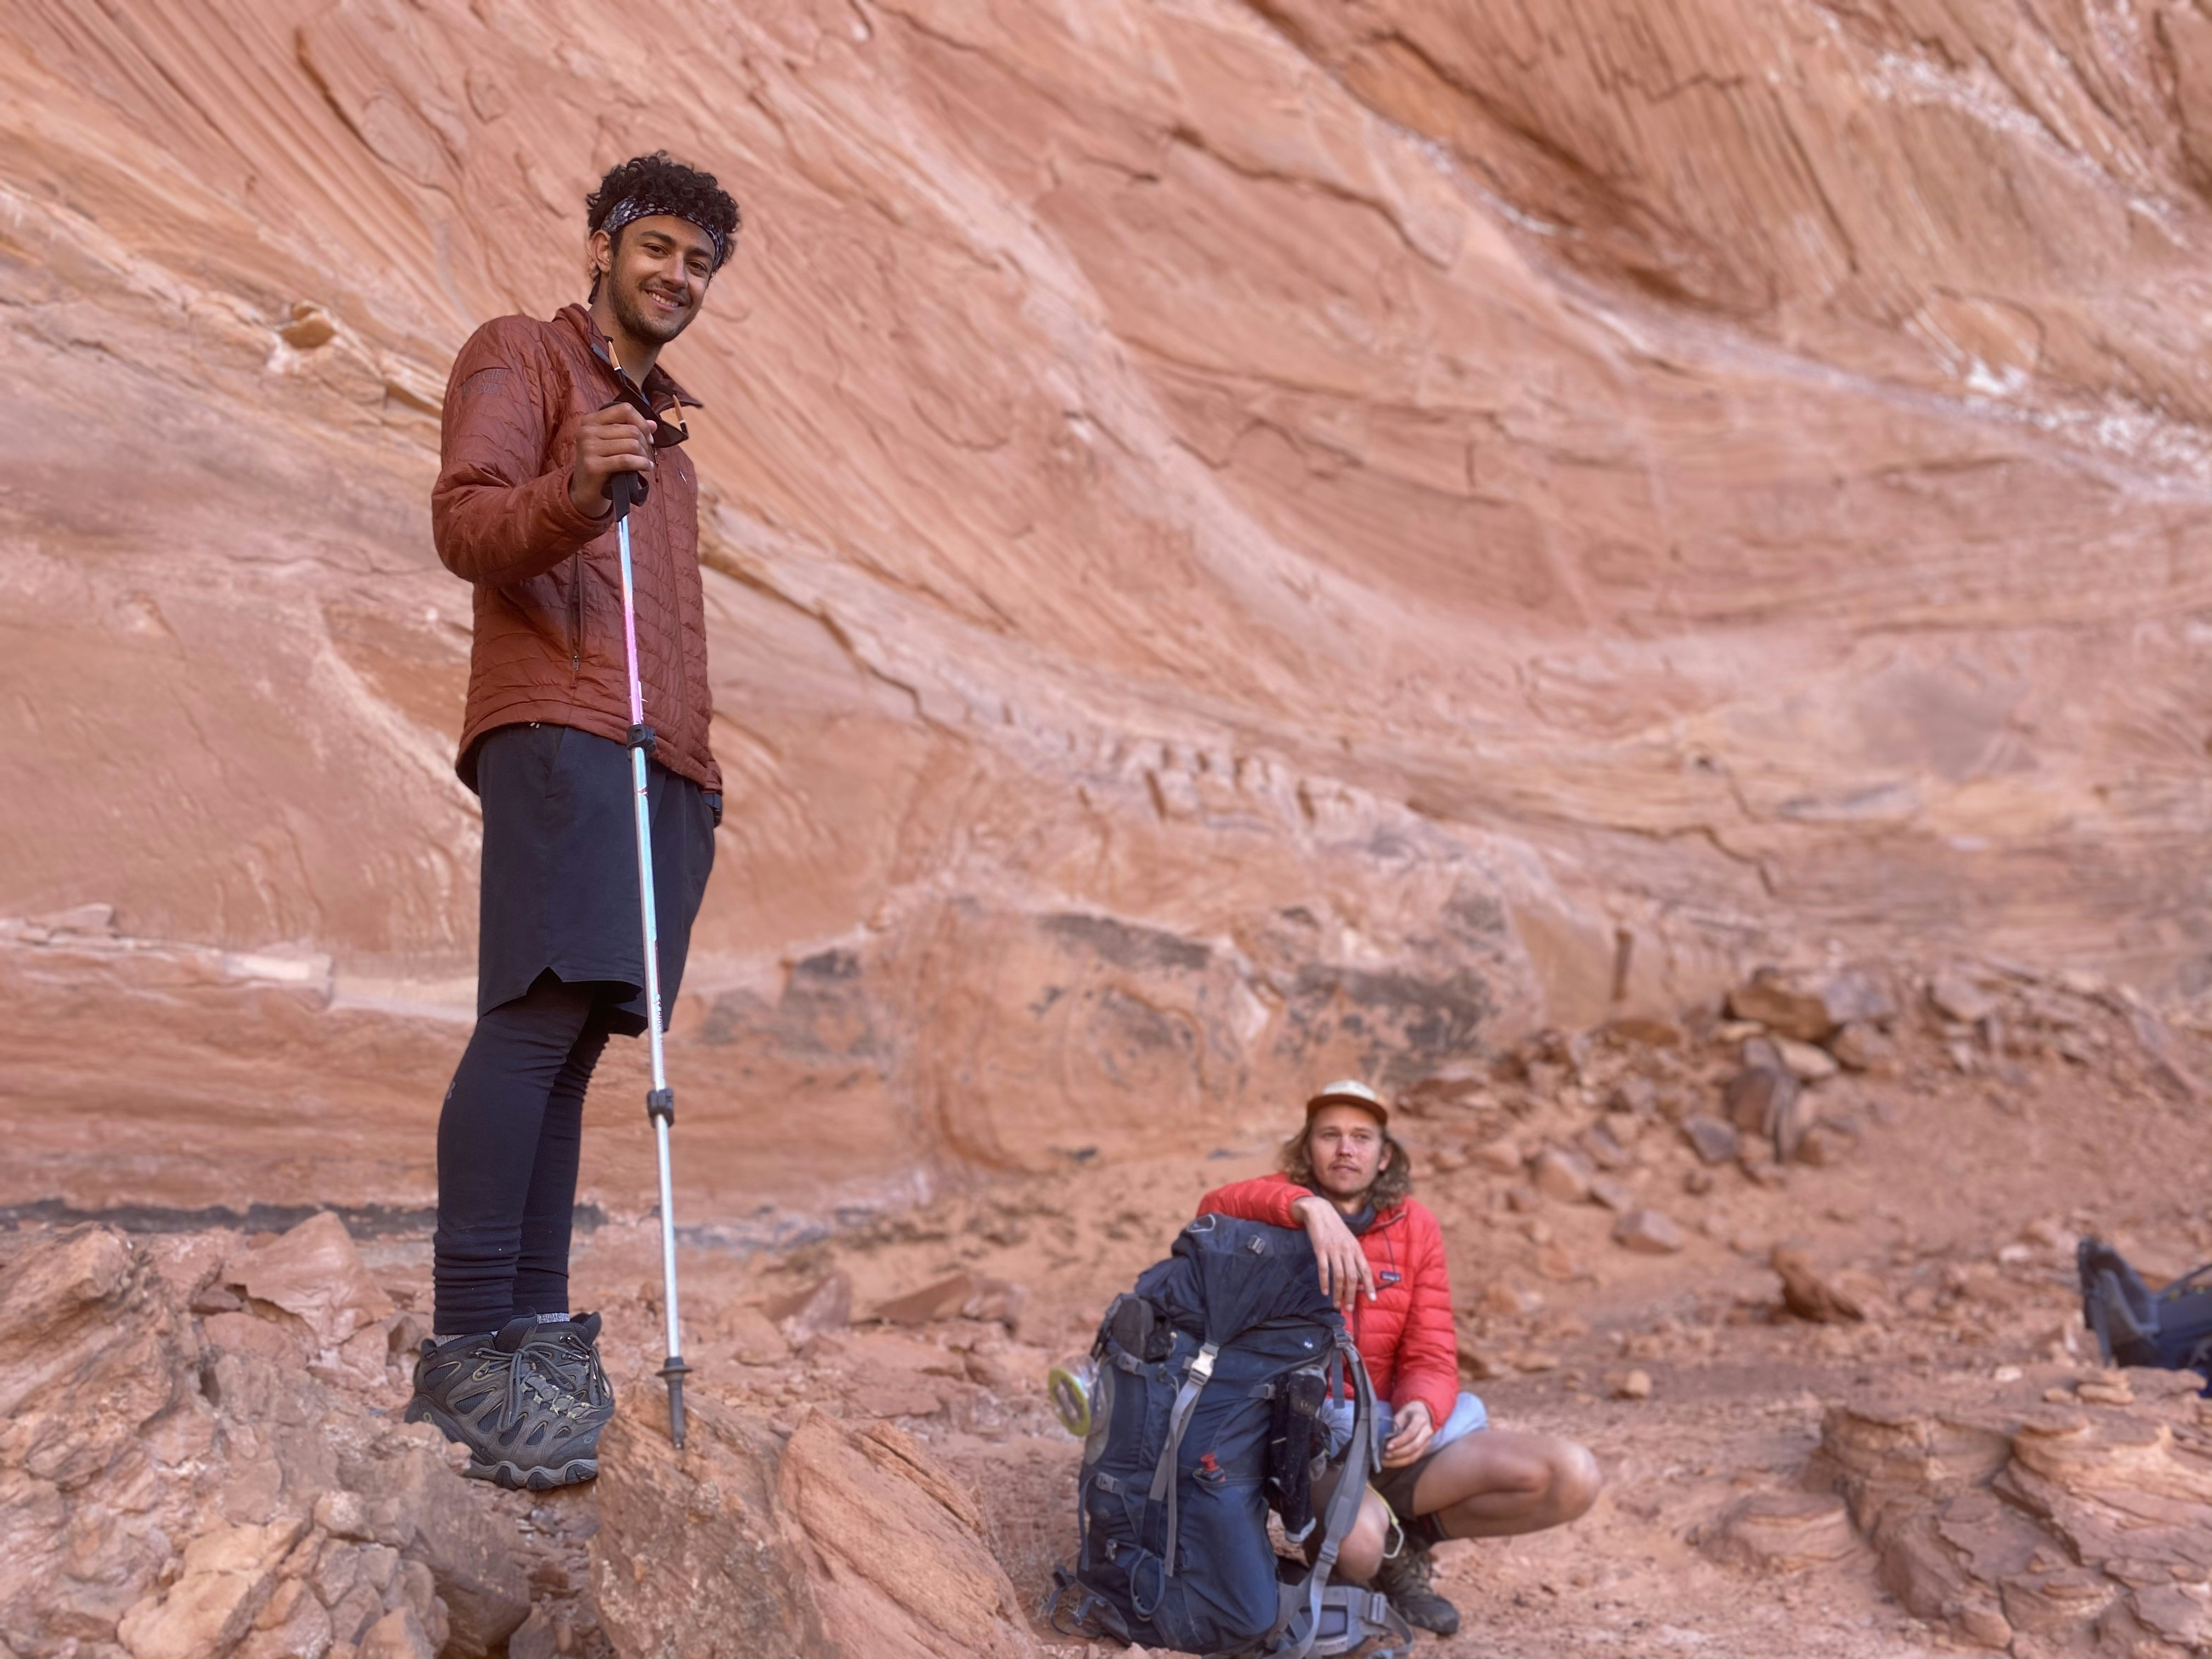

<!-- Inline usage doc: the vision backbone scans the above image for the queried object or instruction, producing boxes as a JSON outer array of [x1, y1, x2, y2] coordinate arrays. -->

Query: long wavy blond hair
[[1280, 1122, 1414, 1212]]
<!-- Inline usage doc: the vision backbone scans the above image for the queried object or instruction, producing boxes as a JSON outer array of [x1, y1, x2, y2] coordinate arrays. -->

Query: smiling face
[[590, 213, 718, 347], [1304, 1103, 1391, 1204]]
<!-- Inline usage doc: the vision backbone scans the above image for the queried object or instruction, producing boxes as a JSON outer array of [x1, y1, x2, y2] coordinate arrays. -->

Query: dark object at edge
[[2078, 1237, 2212, 1391]]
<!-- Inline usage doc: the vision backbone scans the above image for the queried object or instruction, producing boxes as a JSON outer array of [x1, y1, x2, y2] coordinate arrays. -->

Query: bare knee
[[1336, 1491, 1391, 1583], [1490, 1458, 1549, 1498], [1549, 1441, 1602, 1523]]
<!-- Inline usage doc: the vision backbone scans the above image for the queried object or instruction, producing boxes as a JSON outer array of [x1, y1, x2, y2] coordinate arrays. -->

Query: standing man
[[1197, 1081, 1602, 1634], [404, 153, 740, 1489]]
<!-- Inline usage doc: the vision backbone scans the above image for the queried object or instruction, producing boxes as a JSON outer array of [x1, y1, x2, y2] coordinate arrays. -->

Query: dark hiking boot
[[404, 1316, 608, 1489], [1375, 1538, 1461, 1637]]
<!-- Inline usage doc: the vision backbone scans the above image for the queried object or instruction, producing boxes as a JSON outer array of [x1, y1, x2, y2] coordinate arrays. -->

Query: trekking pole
[[609, 465, 691, 1449]]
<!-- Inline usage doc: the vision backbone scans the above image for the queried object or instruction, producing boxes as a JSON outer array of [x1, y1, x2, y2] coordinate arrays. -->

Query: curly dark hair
[[584, 151, 741, 291], [1280, 1126, 1414, 1212]]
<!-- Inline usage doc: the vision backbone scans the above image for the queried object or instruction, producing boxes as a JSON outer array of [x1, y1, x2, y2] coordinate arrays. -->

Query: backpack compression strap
[[1267, 1336, 1381, 1659], [1150, 1342, 1219, 1579]]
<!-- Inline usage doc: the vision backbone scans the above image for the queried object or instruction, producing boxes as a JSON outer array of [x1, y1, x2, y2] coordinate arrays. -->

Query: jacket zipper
[[660, 480, 686, 761], [1351, 1211, 1405, 1352]]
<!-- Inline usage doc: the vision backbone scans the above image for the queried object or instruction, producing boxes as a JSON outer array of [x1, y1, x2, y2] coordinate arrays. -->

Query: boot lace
[[1380, 1539, 1437, 1595], [490, 1344, 592, 1438], [523, 1323, 612, 1411]]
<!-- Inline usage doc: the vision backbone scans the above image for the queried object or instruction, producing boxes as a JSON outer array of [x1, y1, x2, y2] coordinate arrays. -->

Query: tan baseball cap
[[1304, 1078, 1389, 1127]]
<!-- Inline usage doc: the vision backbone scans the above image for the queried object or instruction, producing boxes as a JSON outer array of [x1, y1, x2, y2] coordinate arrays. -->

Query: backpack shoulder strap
[[1149, 1340, 1220, 1579]]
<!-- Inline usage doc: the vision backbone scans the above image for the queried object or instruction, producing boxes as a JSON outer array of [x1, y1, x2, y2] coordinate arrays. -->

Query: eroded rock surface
[[1818, 1370, 2212, 1656], [0, 956, 2208, 1656], [8, 0, 2212, 1229], [0, 1224, 211, 1652], [592, 1397, 1037, 1659], [0, 1220, 550, 1659], [225, 1212, 395, 1352]]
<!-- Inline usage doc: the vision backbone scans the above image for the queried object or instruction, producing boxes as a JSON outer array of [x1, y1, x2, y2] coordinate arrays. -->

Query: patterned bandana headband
[[599, 195, 730, 269]]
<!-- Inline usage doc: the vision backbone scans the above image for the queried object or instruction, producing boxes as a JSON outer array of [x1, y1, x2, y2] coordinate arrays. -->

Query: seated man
[[1197, 1080, 1601, 1635]]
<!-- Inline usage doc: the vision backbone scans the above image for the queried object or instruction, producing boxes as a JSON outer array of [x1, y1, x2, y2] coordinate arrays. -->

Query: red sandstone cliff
[[3, 0, 2210, 1224]]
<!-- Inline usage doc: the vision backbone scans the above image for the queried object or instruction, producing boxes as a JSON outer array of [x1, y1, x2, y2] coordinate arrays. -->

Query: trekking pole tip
[[660, 1353, 692, 1448]]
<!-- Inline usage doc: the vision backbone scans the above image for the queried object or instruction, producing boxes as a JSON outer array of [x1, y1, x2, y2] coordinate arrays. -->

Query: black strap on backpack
[[1261, 1335, 1412, 1659]]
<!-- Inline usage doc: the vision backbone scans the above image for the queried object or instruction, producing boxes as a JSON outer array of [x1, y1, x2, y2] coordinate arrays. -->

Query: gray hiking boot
[[1375, 1537, 1461, 1637], [405, 1314, 612, 1489]]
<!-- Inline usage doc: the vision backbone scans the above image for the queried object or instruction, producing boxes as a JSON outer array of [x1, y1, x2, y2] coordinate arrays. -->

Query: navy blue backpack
[[1046, 1214, 1413, 1657]]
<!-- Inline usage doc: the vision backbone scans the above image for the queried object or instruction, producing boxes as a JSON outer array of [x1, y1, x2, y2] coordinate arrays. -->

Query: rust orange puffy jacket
[[1196, 1173, 1458, 1431], [432, 303, 720, 795]]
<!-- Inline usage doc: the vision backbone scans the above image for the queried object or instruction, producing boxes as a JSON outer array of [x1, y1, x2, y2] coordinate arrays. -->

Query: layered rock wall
[[4, 0, 2211, 1223]]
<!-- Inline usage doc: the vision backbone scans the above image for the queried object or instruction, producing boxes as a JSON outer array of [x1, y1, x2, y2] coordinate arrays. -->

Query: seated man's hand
[[1290, 1194, 1376, 1312], [1381, 1399, 1435, 1468]]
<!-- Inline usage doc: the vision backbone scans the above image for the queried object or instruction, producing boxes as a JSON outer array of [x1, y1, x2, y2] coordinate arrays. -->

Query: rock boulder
[[1680, 1115, 1741, 1165], [222, 1212, 392, 1350], [1815, 1373, 2212, 1655], [593, 1396, 1037, 1659], [0, 1226, 215, 1654], [1612, 1209, 1685, 1255], [0, 1223, 490, 1659], [116, 1517, 308, 1659], [337, 1432, 531, 1657], [1724, 1065, 1798, 1138], [1530, 1147, 1596, 1204], [1772, 1246, 1866, 1324], [1726, 969, 1892, 1043]]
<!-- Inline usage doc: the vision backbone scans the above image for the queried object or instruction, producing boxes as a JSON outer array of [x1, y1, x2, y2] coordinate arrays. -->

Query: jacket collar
[[1293, 1179, 1406, 1230], [557, 303, 702, 411]]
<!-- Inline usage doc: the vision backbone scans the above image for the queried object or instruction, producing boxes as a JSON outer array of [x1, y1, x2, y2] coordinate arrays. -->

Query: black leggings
[[433, 971, 619, 1334]]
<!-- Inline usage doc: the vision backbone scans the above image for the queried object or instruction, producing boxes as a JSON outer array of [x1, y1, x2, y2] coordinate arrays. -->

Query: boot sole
[[466, 1456, 599, 1489], [403, 1397, 599, 1488]]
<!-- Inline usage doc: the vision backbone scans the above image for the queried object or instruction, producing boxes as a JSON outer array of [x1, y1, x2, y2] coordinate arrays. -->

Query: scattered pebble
[[1612, 1209, 1686, 1255]]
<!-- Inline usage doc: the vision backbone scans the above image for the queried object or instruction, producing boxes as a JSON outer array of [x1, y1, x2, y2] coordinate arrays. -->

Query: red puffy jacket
[[1195, 1174, 1458, 1430]]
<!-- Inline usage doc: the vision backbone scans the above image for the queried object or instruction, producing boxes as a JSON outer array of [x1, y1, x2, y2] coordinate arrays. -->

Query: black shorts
[[472, 722, 716, 1036], [1370, 1448, 1441, 1521], [1368, 1393, 1488, 1520]]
